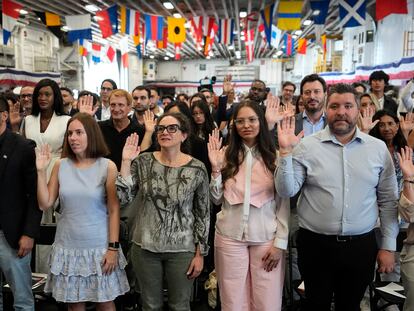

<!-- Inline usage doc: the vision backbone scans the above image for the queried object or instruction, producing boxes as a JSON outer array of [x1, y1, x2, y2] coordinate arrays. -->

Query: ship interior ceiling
[[7, 0, 376, 61]]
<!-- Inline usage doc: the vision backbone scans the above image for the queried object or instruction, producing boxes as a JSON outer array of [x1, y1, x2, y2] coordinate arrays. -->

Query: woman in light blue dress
[[36, 111, 129, 311]]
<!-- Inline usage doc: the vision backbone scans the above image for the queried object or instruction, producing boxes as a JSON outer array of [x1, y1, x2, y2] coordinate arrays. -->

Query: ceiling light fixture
[[312, 10, 320, 16], [164, 56, 170, 60], [303, 19, 312, 26], [294, 30, 302, 36], [228, 45, 234, 50], [276, 50, 283, 56], [61, 26, 70, 32], [20, 9, 28, 15], [85, 4, 100, 12], [163, 2, 174, 10], [150, 55, 155, 59], [240, 11, 247, 18], [173, 13, 181, 18]]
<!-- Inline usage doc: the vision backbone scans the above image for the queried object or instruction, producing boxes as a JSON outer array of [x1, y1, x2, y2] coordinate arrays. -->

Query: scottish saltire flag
[[120, 6, 140, 36], [283, 33, 295, 56], [66, 14, 92, 43], [144, 14, 164, 42], [277, 1, 303, 30], [270, 25, 282, 48], [338, 0, 366, 28], [310, 0, 331, 25], [96, 5, 118, 38], [2, 0, 23, 45], [260, 4, 275, 44], [92, 44, 101, 63], [218, 19, 234, 45]]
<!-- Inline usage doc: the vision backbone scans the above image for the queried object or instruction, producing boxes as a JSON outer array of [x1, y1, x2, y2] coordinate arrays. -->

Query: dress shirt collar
[[320, 126, 365, 145], [302, 110, 326, 122]]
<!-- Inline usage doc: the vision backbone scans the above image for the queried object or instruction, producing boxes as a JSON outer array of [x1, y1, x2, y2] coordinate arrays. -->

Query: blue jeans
[[130, 244, 194, 311], [0, 231, 34, 311]]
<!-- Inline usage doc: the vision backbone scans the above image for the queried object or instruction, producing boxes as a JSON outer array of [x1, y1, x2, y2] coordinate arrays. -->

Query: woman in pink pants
[[208, 99, 289, 311]]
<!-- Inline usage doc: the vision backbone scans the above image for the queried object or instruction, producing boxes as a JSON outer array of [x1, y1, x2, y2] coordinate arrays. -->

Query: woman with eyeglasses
[[24, 79, 71, 225], [117, 112, 210, 311], [208, 100, 289, 310]]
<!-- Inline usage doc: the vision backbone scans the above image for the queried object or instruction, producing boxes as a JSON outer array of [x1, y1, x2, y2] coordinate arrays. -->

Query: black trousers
[[297, 227, 378, 311]]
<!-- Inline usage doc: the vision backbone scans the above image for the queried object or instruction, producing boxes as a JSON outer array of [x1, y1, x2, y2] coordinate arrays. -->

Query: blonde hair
[[109, 89, 132, 106]]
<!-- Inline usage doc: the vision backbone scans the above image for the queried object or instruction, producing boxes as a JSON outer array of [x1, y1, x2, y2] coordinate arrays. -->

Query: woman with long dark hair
[[25, 79, 71, 222], [191, 100, 216, 140], [117, 112, 210, 311], [208, 100, 289, 310]]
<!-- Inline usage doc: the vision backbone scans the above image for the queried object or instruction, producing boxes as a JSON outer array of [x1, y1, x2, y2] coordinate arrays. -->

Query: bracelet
[[212, 168, 221, 174], [404, 179, 414, 184]]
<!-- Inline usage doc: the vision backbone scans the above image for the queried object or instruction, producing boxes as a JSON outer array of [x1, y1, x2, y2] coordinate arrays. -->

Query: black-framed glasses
[[101, 87, 113, 92], [155, 124, 182, 134]]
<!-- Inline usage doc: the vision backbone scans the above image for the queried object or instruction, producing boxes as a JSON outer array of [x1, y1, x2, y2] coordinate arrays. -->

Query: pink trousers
[[214, 233, 285, 311]]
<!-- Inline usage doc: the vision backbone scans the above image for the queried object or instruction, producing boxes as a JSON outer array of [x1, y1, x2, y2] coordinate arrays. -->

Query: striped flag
[[204, 21, 218, 56], [144, 14, 164, 42], [277, 1, 303, 30], [260, 4, 275, 43], [2, 0, 23, 45], [120, 6, 140, 36], [175, 43, 182, 60], [96, 5, 118, 38], [158, 27, 168, 48], [92, 44, 101, 63], [203, 17, 215, 37], [66, 14, 92, 43], [190, 16, 204, 49], [283, 33, 295, 56], [297, 38, 307, 54], [218, 18, 234, 45]]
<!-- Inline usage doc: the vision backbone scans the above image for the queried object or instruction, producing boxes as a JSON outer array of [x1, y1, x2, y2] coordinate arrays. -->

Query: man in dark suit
[[0, 95, 41, 310], [369, 70, 398, 114]]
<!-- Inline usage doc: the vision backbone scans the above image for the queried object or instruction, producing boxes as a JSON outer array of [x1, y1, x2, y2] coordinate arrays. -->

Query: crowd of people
[[0, 69, 414, 311]]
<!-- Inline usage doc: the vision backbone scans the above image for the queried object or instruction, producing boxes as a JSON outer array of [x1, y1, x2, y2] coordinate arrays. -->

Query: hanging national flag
[[260, 4, 275, 43], [338, 0, 366, 28], [168, 17, 186, 44], [2, 0, 23, 45], [283, 33, 295, 56], [190, 16, 204, 49], [92, 44, 101, 63], [120, 6, 140, 36], [270, 25, 282, 48], [157, 27, 168, 49], [175, 43, 182, 60], [277, 1, 303, 30], [204, 21, 218, 56], [78, 38, 91, 57], [218, 18, 234, 45], [105, 43, 115, 62], [203, 17, 215, 37], [35, 11, 63, 38], [321, 34, 327, 56], [310, 0, 331, 25], [65, 14, 92, 43], [297, 38, 307, 54], [96, 5, 118, 38], [258, 24, 267, 42], [144, 14, 164, 42], [376, 0, 408, 21], [245, 28, 255, 63], [119, 36, 129, 68], [133, 35, 142, 59]]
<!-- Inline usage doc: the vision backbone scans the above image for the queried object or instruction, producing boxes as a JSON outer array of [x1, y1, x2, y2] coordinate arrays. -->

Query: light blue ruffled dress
[[44, 158, 129, 302]]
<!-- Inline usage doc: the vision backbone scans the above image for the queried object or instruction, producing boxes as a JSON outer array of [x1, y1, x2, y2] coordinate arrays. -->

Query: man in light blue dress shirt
[[275, 83, 399, 311]]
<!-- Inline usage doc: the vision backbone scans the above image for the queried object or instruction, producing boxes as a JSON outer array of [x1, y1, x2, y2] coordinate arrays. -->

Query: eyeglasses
[[155, 124, 182, 134], [234, 117, 259, 126], [101, 87, 113, 92], [20, 94, 32, 99], [133, 96, 148, 101], [250, 87, 265, 92]]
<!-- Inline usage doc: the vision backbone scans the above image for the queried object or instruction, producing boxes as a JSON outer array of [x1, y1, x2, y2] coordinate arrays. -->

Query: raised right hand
[[277, 116, 304, 154], [8, 101, 22, 129], [78, 95, 98, 116], [122, 133, 140, 162], [207, 128, 226, 170], [35, 144, 52, 171]]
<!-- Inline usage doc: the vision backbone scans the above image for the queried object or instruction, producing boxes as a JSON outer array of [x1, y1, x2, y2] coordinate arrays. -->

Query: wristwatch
[[108, 242, 120, 249]]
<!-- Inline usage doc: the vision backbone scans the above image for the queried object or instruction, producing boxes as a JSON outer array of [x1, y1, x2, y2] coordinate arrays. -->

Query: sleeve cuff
[[273, 237, 288, 250], [381, 237, 397, 252]]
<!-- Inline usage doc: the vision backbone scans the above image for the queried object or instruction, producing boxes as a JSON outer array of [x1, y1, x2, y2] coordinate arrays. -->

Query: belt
[[300, 228, 374, 243]]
